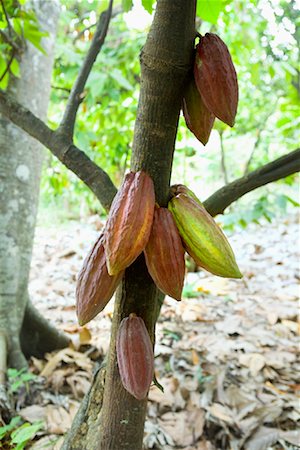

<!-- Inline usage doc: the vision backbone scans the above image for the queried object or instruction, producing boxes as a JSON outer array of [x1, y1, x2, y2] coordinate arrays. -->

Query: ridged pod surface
[[183, 78, 215, 145], [104, 171, 155, 275], [144, 207, 185, 301], [168, 193, 242, 278], [116, 314, 154, 400], [76, 234, 124, 326], [194, 33, 238, 127], [170, 184, 202, 205]]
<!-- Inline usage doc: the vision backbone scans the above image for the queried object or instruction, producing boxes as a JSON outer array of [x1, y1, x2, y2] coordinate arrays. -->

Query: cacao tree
[[0, 0, 299, 449]]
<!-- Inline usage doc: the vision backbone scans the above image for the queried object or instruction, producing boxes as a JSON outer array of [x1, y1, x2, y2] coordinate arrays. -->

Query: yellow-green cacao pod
[[168, 193, 242, 278]]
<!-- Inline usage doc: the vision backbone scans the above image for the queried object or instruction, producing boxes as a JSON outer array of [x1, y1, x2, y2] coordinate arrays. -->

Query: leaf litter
[[7, 214, 299, 449]]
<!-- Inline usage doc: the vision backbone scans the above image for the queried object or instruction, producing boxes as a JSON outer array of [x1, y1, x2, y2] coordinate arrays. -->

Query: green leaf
[[141, 0, 154, 14], [196, 0, 229, 24], [10, 58, 20, 77], [110, 69, 133, 90], [23, 21, 48, 54], [11, 421, 44, 446], [0, 417, 22, 440], [283, 194, 300, 207], [122, 0, 133, 12], [0, 71, 9, 89]]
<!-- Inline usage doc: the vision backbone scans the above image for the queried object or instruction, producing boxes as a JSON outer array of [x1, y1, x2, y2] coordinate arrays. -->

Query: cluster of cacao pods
[[76, 170, 242, 399], [183, 32, 238, 145], [76, 170, 241, 325]]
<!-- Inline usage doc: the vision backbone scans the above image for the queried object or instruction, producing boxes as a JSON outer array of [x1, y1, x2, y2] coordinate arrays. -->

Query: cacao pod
[[170, 184, 202, 205], [194, 33, 238, 127], [104, 170, 155, 275], [144, 206, 185, 301], [183, 78, 215, 145], [168, 193, 242, 278], [76, 234, 124, 325], [116, 314, 154, 400]]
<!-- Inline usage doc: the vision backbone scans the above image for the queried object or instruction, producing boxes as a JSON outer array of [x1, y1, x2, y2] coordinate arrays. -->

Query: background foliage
[[1, 0, 299, 226]]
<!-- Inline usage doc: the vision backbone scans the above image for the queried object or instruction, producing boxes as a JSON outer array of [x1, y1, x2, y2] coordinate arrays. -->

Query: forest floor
[[7, 213, 300, 449]]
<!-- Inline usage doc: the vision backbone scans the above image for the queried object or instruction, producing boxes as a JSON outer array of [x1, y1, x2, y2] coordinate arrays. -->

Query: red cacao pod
[[194, 33, 238, 127], [144, 207, 185, 301], [116, 314, 154, 400], [183, 78, 215, 145], [76, 234, 123, 325], [104, 171, 155, 275]]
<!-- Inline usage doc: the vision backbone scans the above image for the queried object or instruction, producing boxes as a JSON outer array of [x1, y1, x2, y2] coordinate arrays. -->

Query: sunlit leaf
[[196, 0, 230, 24], [122, 0, 133, 12]]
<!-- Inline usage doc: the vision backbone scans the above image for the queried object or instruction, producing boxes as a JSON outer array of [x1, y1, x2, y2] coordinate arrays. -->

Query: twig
[[243, 129, 262, 175], [219, 131, 229, 185], [0, 0, 12, 36], [59, 0, 113, 139], [51, 84, 71, 93], [72, 5, 122, 44], [0, 29, 22, 52], [0, 50, 15, 82], [203, 148, 300, 216], [73, 22, 97, 43]]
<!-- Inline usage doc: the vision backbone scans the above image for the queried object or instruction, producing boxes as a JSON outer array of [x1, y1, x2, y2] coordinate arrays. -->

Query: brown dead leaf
[[79, 327, 92, 344], [239, 353, 265, 376], [279, 429, 300, 446], [40, 347, 93, 377], [191, 349, 200, 365], [19, 405, 46, 423], [158, 410, 205, 447], [30, 434, 63, 449], [45, 405, 72, 434], [66, 371, 91, 398], [208, 403, 234, 424], [245, 426, 279, 450]]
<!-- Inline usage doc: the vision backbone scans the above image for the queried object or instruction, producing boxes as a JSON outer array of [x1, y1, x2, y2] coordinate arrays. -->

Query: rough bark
[[0, 0, 60, 368], [98, 2, 196, 449], [62, 1, 196, 449]]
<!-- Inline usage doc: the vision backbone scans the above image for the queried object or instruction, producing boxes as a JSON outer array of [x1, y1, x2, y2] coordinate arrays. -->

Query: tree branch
[[0, 49, 14, 83], [0, 29, 22, 53], [0, 0, 117, 211], [204, 148, 300, 216], [0, 0, 12, 37], [0, 89, 117, 211], [59, 0, 113, 139]]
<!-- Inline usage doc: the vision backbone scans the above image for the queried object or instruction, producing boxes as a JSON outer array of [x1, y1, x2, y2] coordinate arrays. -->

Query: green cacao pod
[[194, 33, 238, 127], [76, 234, 124, 326], [168, 193, 242, 278], [104, 170, 155, 275], [144, 206, 185, 301], [170, 184, 202, 205], [116, 314, 154, 400], [183, 78, 215, 145]]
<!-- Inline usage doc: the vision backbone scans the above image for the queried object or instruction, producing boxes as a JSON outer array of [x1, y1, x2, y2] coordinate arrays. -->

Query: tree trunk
[[0, 0, 61, 369], [63, 1, 196, 449]]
